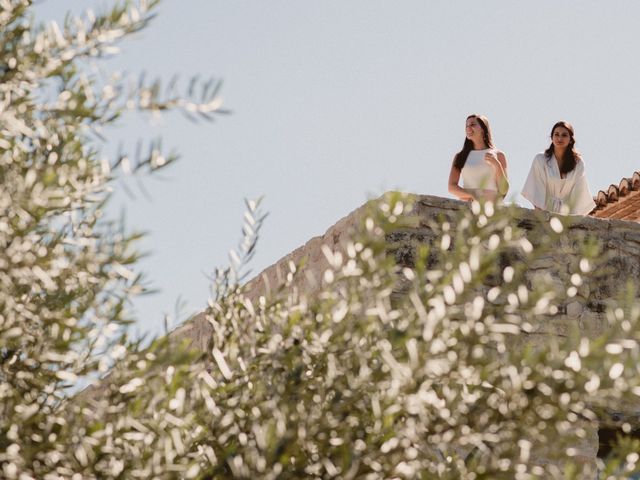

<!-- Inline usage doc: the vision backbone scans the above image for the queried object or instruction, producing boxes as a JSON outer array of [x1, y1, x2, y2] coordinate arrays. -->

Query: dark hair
[[453, 114, 494, 170], [544, 121, 581, 175]]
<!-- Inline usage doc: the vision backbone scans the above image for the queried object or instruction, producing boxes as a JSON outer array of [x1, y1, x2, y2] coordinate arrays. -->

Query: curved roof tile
[[590, 170, 640, 221]]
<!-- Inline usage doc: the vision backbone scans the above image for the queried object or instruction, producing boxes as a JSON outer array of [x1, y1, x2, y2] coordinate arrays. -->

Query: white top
[[522, 153, 596, 215], [460, 149, 498, 191]]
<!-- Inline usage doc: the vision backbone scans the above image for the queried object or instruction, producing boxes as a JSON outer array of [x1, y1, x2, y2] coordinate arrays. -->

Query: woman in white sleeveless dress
[[522, 121, 595, 215], [448, 114, 509, 202]]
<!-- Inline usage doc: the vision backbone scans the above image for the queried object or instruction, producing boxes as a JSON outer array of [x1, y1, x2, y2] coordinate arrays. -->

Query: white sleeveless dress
[[460, 149, 498, 191]]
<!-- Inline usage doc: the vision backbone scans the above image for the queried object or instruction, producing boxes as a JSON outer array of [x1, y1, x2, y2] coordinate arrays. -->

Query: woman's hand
[[484, 151, 500, 169]]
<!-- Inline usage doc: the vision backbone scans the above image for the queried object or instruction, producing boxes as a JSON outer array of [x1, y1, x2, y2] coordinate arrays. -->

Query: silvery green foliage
[[0, 1, 226, 477], [2, 2, 640, 479], [199, 194, 640, 480], [45, 191, 639, 480]]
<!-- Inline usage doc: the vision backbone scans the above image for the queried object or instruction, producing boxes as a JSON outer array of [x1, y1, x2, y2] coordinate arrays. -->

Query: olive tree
[[0, 1, 226, 477], [2, 1, 640, 479]]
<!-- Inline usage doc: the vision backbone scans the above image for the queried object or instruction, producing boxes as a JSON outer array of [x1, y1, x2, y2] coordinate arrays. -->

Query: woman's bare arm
[[448, 163, 474, 201], [494, 151, 509, 196]]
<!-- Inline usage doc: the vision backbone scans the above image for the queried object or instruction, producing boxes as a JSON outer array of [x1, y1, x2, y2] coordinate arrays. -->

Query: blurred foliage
[[196, 194, 640, 480], [2, 1, 640, 479], [0, 0, 226, 478]]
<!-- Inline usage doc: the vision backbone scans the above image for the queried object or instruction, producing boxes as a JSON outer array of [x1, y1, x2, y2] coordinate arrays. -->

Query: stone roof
[[589, 171, 640, 221]]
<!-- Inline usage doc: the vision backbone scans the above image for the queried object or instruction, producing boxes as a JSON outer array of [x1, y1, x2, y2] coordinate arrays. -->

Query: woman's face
[[552, 126, 572, 150], [465, 117, 485, 143]]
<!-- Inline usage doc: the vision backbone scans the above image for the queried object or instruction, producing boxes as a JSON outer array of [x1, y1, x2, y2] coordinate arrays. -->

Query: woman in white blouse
[[522, 121, 596, 215], [448, 114, 509, 202]]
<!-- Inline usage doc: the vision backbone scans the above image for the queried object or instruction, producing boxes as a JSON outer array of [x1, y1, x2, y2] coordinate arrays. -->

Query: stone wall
[[177, 194, 640, 349], [389, 196, 640, 341]]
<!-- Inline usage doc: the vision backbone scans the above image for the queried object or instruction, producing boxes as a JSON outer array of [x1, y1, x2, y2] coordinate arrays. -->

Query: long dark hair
[[544, 121, 581, 175], [453, 114, 494, 170]]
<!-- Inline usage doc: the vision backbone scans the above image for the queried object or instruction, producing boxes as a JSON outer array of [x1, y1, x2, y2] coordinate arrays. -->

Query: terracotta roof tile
[[590, 170, 640, 221]]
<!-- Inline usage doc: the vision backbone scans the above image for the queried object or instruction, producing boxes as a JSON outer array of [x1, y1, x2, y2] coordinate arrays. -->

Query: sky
[[34, 1, 640, 338]]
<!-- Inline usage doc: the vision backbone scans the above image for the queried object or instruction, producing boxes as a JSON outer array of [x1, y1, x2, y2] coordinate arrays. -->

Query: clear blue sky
[[35, 1, 640, 337]]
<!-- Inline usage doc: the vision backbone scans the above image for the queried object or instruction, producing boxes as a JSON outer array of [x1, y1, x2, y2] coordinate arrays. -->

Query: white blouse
[[522, 153, 596, 215], [460, 149, 498, 191]]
